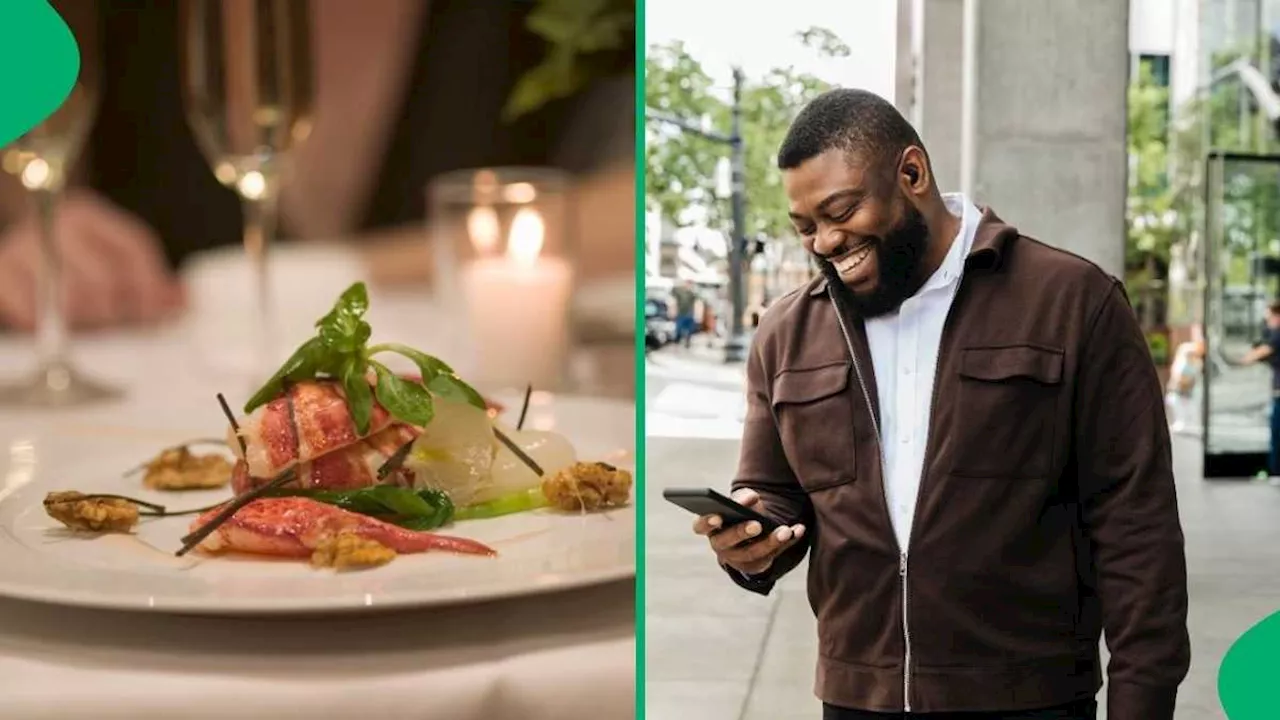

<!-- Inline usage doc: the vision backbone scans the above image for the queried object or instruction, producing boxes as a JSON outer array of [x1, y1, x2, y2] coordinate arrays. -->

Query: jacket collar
[[807, 206, 1018, 297]]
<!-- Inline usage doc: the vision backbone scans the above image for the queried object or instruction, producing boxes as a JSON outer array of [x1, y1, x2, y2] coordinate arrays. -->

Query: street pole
[[643, 67, 749, 363], [723, 67, 748, 363]]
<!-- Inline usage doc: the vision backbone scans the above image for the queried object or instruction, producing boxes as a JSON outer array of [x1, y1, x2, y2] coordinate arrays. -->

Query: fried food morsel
[[142, 447, 233, 491], [541, 461, 633, 512], [43, 491, 140, 533], [310, 529, 397, 570]]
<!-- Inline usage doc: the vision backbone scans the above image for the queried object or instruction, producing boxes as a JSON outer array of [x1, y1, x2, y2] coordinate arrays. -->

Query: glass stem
[[34, 188, 68, 378], [242, 189, 279, 378]]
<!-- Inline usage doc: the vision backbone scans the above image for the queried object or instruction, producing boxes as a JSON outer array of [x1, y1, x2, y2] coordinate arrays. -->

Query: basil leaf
[[392, 489, 455, 530], [372, 362, 436, 428], [362, 485, 435, 517], [342, 357, 374, 436], [313, 490, 385, 515], [369, 344, 484, 410], [317, 282, 369, 322], [414, 487, 453, 509], [396, 514, 450, 532], [244, 337, 327, 413], [339, 282, 369, 314], [317, 283, 370, 352], [370, 343, 447, 381], [319, 313, 369, 354], [427, 373, 487, 410], [262, 485, 455, 530]]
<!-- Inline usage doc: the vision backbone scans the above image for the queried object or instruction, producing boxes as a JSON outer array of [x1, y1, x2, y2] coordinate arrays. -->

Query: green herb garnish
[[243, 282, 485, 435], [453, 487, 550, 521], [263, 485, 456, 532]]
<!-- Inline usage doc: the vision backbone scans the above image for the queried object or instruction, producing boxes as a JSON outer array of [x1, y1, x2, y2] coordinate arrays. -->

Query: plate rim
[[0, 555, 636, 617]]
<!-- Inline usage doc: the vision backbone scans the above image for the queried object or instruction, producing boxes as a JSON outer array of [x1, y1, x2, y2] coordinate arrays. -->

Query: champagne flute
[[178, 0, 314, 384], [0, 21, 121, 407]]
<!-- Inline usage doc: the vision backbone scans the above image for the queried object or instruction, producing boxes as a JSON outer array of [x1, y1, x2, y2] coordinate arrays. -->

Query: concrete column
[[893, 0, 917, 120], [916, 0, 966, 196], [959, 0, 1129, 279]]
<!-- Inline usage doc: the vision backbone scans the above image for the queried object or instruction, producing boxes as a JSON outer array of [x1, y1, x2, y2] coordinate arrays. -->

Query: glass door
[[1203, 151, 1280, 478]]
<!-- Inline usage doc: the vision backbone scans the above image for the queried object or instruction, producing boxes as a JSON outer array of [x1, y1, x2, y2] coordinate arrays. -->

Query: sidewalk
[[645, 343, 824, 719], [645, 345, 1280, 720]]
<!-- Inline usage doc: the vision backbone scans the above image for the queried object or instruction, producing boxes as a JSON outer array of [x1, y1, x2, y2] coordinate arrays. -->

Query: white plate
[[0, 392, 635, 616]]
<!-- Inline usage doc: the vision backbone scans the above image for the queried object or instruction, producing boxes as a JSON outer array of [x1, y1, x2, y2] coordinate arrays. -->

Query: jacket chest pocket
[[771, 363, 858, 491], [952, 345, 1064, 479]]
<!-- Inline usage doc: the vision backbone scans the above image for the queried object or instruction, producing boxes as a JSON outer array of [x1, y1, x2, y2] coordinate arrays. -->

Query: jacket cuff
[[1107, 681, 1177, 720], [723, 563, 777, 596]]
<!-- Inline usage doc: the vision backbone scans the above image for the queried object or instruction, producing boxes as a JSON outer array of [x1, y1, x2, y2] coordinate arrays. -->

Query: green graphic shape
[[1219, 610, 1280, 717], [0, 0, 80, 148]]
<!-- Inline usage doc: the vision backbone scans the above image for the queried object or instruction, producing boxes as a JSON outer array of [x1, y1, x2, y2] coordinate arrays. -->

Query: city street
[[644, 343, 1280, 720]]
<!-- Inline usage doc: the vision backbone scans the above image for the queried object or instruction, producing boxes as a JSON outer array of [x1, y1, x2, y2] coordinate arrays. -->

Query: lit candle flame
[[467, 206, 500, 254], [20, 158, 49, 190], [238, 170, 266, 200], [507, 207, 544, 266], [503, 182, 537, 204]]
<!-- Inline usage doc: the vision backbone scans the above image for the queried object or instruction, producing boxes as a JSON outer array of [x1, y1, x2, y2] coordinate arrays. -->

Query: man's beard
[[817, 204, 931, 319]]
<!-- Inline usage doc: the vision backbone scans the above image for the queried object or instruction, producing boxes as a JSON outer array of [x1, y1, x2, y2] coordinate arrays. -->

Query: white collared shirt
[[865, 193, 980, 552]]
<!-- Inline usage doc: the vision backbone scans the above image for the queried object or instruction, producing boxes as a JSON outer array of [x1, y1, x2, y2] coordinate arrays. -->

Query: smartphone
[[662, 487, 780, 534]]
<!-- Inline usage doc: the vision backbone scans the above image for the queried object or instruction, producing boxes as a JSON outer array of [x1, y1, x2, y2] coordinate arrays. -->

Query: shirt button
[[902, 366, 912, 375], [900, 434, 910, 444]]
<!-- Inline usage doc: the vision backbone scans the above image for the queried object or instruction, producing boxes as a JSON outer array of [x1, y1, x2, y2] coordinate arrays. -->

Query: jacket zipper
[[826, 287, 911, 711], [828, 280, 962, 714]]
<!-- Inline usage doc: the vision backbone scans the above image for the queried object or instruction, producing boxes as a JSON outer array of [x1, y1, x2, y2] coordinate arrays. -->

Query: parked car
[[645, 297, 675, 351]]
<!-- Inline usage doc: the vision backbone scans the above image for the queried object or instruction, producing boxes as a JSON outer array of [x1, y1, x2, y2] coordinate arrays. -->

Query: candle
[[461, 207, 574, 390]]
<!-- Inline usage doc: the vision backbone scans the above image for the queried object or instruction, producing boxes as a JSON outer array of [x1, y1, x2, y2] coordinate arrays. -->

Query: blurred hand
[[693, 488, 806, 576], [0, 190, 184, 331]]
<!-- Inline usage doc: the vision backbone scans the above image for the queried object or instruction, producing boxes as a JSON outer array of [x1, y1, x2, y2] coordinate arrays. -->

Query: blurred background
[[644, 1, 1280, 718], [0, 0, 635, 405]]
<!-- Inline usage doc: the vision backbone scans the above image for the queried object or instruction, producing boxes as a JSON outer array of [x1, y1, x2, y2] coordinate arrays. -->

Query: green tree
[[1125, 44, 1280, 330], [1127, 62, 1176, 269], [644, 30, 843, 240], [739, 68, 834, 239], [643, 41, 727, 227]]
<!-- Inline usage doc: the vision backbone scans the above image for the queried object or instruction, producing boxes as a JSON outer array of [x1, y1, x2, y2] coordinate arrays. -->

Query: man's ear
[[898, 146, 930, 196]]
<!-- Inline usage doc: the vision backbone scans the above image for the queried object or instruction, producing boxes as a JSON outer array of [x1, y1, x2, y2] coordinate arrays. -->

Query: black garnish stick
[[69, 494, 225, 518], [493, 427, 544, 477], [121, 438, 230, 477], [175, 468, 297, 556], [152, 501, 231, 518], [377, 440, 416, 481], [75, 494, 167, 513], [516, 384, 532, 431], [217, 393, 247, 455]]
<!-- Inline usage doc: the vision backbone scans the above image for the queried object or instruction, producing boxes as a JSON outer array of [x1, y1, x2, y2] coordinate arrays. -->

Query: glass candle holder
[[427, 167, 575, 392]]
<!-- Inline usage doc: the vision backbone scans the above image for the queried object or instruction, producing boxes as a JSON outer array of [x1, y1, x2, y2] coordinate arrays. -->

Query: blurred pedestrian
[[1237, 302, 1280, 482], [1165, 324, 1204, 435], [672, 280, 698, 348]]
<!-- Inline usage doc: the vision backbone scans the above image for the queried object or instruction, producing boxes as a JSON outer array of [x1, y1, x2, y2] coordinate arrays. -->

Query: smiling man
[[690, 89, 1190, 719]]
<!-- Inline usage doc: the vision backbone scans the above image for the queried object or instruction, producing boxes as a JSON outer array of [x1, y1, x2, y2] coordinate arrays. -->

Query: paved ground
[[644, 344, 1280, 720]]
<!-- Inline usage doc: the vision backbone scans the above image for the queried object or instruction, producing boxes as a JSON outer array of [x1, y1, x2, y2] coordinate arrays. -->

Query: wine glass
[[178, 0, 314, 383], [0, 19, 121, 407]]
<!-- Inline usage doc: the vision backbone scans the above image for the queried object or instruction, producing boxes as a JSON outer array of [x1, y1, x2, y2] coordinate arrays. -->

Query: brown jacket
[[729, 209, 1190, 717]]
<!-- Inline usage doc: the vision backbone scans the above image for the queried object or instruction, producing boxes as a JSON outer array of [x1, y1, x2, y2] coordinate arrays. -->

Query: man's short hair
[[776, 88, 926, 177], [1269, 300, 1280, 316]]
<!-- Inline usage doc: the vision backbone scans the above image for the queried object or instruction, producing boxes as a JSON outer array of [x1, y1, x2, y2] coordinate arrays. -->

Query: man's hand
[[692, 488, 806, 576], [0, 190, 184, 331]]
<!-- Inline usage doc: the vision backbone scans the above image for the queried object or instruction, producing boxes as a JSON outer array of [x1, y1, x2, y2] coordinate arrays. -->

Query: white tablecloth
[[0, 245, 636, 720], [0, 583, 634, 720]]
